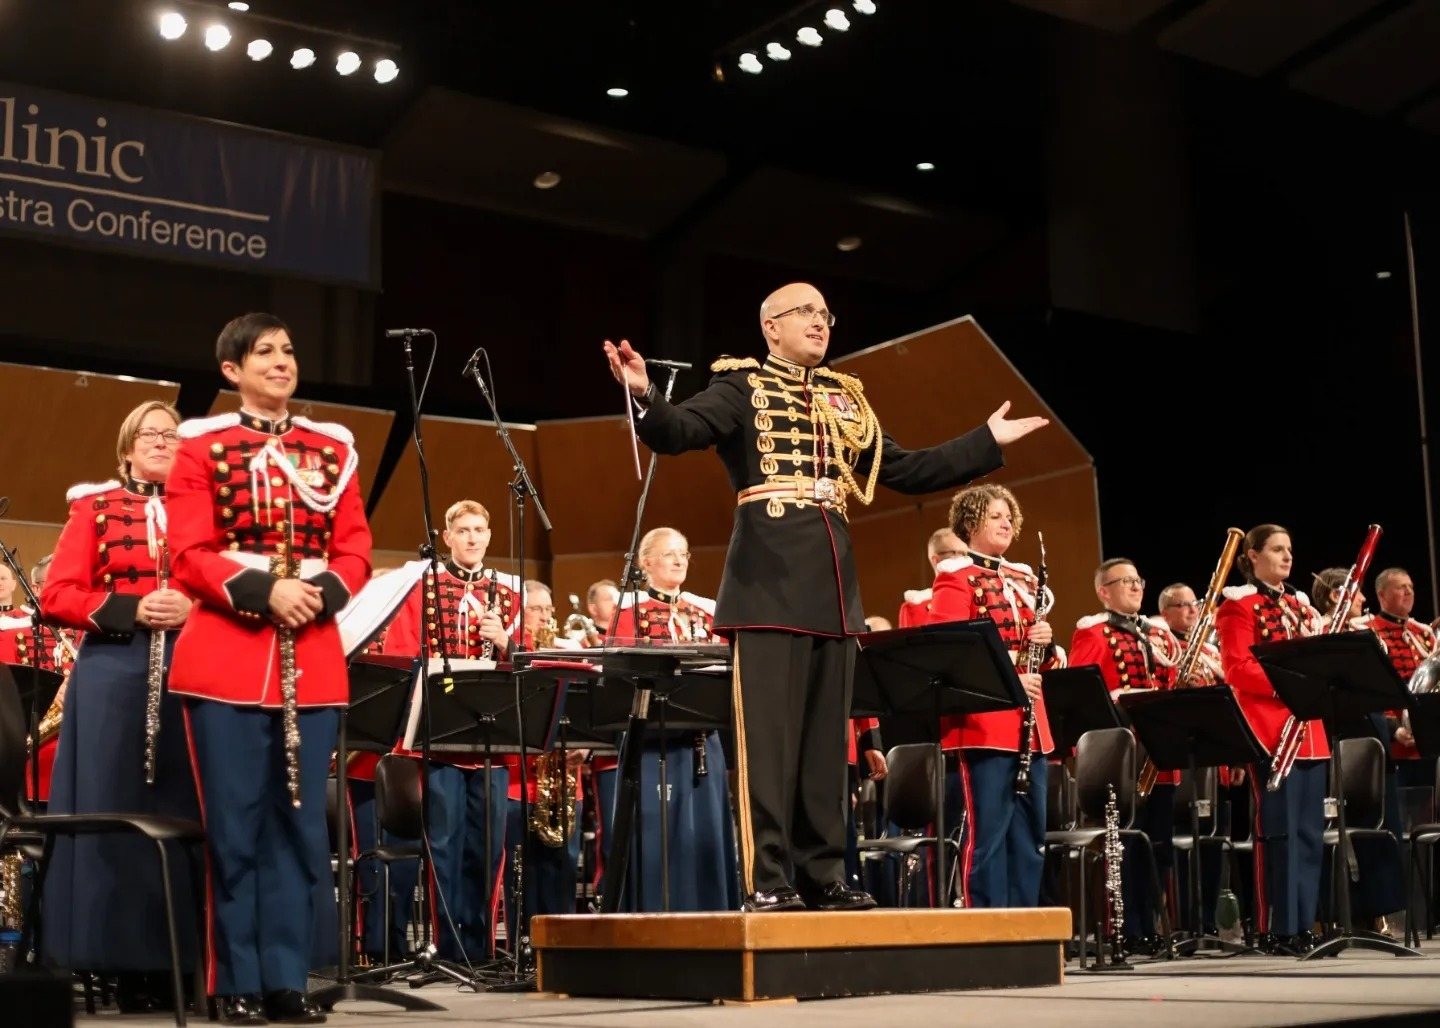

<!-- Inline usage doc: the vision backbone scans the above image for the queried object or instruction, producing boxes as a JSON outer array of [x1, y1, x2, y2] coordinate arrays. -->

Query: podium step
[[533, 908, 1070, 1002]]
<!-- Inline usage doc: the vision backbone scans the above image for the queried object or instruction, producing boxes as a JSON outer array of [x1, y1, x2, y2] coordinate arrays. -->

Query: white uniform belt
[[221, 551, 329, 578]]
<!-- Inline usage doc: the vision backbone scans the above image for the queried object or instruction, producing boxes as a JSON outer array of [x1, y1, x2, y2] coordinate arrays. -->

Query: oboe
[[143, 539, 169, 785], [1015, 532, 1051, 795]]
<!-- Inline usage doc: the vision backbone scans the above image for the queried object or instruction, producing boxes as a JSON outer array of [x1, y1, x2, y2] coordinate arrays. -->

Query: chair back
[[374, 754, 425, 840], [1333, 736, 1385, 830], [1075, 728, 1135, 829], [882, 743, 940, 833], [1172, 766, 1218, 835], [0, 668, 29, 819], [1047, 760, 1077, 830], [856, 777, 879, 839]]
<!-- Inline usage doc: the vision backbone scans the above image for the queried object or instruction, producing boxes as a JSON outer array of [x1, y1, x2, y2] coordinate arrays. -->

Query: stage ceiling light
[[836, 236, 862, 251], [533, 171, 561, 190], [374, 58, 399, 83], [607, 86, 629, 97], [854, 0, 877, 14], [290, 47, 316, 69], [247, 39, 273, 61], [916, 161, 934, 171], [766, 42, 792, 61], [796, 26, 823, 46], [336, 50, 361, 75], [158, 12, 187, 39], [824, 9, 850, 31], [204, 24, 232, 51], [228, 2, 250, 11], [738, 52, 763, 74]]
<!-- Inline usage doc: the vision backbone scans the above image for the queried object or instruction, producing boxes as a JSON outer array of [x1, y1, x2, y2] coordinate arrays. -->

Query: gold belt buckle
[[814, 479, 837, 504]]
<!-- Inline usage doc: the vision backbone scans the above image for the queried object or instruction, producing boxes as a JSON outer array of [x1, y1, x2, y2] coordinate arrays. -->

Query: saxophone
[[1267, 524, 1382, 791], [1136, 528, 1244, 797], [0, 848, 22, 958], [1015, 532, 1052, 796], [144, 540, 169, 785], [1104, 783, 1125, 956], [529, 612, 576, 845]]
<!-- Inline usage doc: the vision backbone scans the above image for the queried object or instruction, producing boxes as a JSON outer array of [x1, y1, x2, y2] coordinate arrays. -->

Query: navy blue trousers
[[185, 700, 338, 996], [958, 751, 1046, 908], [1252, 759, 1325, 937], [42, 633, 200, 972]]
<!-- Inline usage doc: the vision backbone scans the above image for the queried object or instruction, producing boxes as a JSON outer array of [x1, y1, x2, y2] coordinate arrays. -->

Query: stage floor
[[85, 938, 1440, 1027]]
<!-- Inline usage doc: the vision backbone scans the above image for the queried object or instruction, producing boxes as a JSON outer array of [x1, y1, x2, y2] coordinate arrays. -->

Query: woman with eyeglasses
[[1215, 523, 1328, 955], [38, 400, 200, 1012], [600, 526, 740, 912]]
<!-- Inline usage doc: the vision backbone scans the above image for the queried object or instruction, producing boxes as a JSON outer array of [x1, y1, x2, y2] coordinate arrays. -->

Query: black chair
[[855, 744, 962, 908], [1170, 767, 1231, 931], [1323, 737, 1399, 930], [0, 673, 205, 1025], [1045, 727, 1171, 968], [1047, 760, 1077, 832], [1406, 757, 1440, 946], [359, 754, 425, 968]]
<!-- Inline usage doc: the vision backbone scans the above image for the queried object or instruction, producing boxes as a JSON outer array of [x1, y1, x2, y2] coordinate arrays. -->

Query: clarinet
[[1015, 532, 1052, 796], [143, 539, 169, 785], [1104, 782, 1125, 958]]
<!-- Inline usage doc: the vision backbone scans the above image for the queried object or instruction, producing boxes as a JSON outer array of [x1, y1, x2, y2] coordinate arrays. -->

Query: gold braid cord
[[812, 368, 884, 507], [710, 356, 760, 373]]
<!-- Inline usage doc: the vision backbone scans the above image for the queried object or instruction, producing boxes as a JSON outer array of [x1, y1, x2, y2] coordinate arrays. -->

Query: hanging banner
[[0, 81, 378, 286]]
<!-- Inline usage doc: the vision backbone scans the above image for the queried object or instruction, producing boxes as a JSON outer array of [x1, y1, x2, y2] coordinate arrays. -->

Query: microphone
[[384, 328, 430, 338], [645, 358, 693, 371], [462, 348, 483, 376]]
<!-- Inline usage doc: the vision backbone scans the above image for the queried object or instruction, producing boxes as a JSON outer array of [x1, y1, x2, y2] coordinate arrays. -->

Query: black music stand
[[3, 664, 62, 809], [853, 621, 1027, 906], [1041, 667, 1125, 756], [312, 655, 440, 1013], [586, 650, 730, 912], [1407, 694, 1440, 759], [1254, 632, 1422, 960], [1117, 687, 1266, 958]]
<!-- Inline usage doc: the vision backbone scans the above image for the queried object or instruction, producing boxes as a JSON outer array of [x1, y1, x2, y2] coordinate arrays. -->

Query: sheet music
[[401, 656, 498, 750], [337, 559, 430, 658]]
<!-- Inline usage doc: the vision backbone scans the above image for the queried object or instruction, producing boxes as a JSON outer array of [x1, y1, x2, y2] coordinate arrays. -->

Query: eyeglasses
[[1102, 576, 1146, 590], [1163, 600, 1199, 610], [660, 550, 692, 561], [769, 304, 836, 328], [135, 429, 179, 445], [933, 549, 966, 560], [526, 604, 555, 614]]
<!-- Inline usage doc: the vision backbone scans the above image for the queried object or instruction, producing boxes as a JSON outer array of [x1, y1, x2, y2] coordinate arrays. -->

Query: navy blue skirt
[[42, 631, 200, 971]]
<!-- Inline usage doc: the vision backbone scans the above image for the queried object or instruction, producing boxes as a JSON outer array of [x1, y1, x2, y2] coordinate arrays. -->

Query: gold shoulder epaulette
[[710, 356, 760, 373], [815, 366, 865, 392]]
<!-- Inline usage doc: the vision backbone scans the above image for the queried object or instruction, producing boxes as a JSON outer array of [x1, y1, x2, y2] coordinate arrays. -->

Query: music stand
[[312, 655, 440, 1013], [1253, 632, 1422, 960], [1406, 694, 1440, 759], [586, 650, 730, 911], [853, 621, 1027, 906], [1117, 687, 1266, 958], [3, 664, 62, 808], [1041, 667, 1125, 756]]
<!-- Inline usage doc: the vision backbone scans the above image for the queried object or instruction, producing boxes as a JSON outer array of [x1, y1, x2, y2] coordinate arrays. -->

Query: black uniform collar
[[125, 476, 164, 497], [969, 550, 1003, 572], [445, 559, 488, 583], [1377, 610, 1408, 625], [1106, 609, 1148, 635], [647, 586, 681, 605], [1254, 579, 1292, 601], [0, 604, 13, 613], [239, 409, 294, 435], [763, 352, 816, 384]]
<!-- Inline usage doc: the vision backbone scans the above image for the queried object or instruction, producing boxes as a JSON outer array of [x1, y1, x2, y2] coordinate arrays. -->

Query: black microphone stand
[[463, 349, 553, 990], [598, 364, 682, 913], [0, 535, 47, 812]]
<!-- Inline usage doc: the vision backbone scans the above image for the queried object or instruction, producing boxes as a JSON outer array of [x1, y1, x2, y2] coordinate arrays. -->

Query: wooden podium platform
[[533, 908, 1070, 1003]]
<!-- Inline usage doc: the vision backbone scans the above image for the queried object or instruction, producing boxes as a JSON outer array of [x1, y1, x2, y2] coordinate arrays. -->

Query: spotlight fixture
[[824, 9, 851, 31], [158, 12, 187, 39], [796, 26, 823, 46], [916, 161, 935, 171], [228, 2, 250, 10], [290, 47, 316, 69], [336, 50, 361, 75], [766, 42, 792, 61], [1376, 271, 1393, 280], [373, 58, 399, 83], [246, 39, 273, 61], [533, 171, 562, 190], [837, 236, 862, 252], [204, 24, 232, 51], [738, 52, 763, 74], [854, 0, 877, 13], [607, 86, 629, 98]]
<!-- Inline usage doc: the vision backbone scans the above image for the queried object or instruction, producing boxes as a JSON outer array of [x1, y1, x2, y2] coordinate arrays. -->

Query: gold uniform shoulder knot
[[711, 356, 760, 373], [814, 366, 864, 393]]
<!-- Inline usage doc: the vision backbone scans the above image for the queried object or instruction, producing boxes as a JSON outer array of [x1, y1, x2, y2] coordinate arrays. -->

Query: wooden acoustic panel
[[367, 415, 546, 561], [0, 520, 64, 584], [0, 363, 180, 523], [205, 390, 394, 507]]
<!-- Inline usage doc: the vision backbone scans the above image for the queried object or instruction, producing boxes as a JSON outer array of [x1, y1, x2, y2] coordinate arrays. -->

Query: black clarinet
[[1014, 533, 1051, 796]]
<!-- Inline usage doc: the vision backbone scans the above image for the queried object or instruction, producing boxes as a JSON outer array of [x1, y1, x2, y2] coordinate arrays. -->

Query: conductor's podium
[[533, 908, 1070, 1003]]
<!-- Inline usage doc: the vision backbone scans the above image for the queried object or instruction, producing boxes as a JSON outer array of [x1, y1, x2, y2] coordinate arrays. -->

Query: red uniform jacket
[[897, 588, 931, 629], [166, 412, 372, 707], [1216, 584, 1329, 759], [1355, 611, 1435, 759], [928, 553, 1062, 753], [1070, 610, 1182, 781], [609, 588, 717, 644]]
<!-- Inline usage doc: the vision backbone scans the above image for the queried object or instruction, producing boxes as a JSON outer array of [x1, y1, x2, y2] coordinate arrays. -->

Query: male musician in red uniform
[[898, 528, 965, 628], [377, 499, 519, 963], [1358, 567, 1434, 786], [930, 483, 1060, 909], [1070, 558, 1181, 954], [1215, 524, 1327, 955], [607, 286, 1046, 913], [167, 313, 372, 1024], [1157, 582, 1224, 685]]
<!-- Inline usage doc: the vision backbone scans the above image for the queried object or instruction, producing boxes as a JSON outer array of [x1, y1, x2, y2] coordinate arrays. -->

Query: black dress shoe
[[263, 989, 327, 1024], [743, 886, 806, 912], [220, 994, 268, 1025], [803, 882, 878, 911]]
